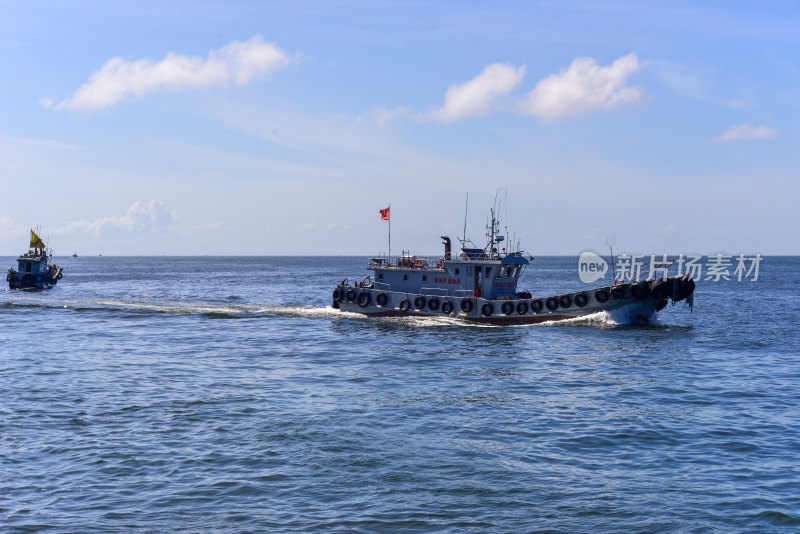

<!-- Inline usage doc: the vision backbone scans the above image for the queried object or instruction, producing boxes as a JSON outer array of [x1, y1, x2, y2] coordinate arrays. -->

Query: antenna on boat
[[491, 187, 507, 258], [462, 193, 468, 245], [606, 234, 617, 284]]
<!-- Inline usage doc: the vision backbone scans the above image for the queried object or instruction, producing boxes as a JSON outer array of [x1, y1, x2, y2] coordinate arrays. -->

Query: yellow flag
[[30, 230, 45, 248]]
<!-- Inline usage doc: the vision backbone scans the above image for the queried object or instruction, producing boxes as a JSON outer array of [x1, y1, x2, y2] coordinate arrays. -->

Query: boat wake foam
[[1, 296, 374, 321], [539, 301, 659, 327], [1, 295, 658, 328]]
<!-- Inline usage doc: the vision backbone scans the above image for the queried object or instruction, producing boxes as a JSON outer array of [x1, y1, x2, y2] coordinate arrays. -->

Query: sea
[[1, 255, 798, 533]]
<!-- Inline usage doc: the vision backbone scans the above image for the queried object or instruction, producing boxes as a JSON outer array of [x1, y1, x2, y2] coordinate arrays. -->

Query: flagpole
[[388, 203, 391, 261]]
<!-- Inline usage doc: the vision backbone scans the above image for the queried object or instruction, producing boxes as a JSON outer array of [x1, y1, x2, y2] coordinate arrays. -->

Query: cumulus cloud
[[712, 123, 780, 143], [57, 200, 175, 236], [522, 53, 644, 120], [55, 36, 290, 110], [427, 63, 526, 121]]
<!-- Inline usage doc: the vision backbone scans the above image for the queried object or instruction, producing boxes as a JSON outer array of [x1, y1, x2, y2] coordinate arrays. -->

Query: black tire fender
[[376, 292, 388, 306], [531, 299, 544, 313], [545, 297, 558, 311], [501, 301, 514, 315], [575, 293, 588, 307], [516, 301, 529, 315], [481, 302, 494, 316]]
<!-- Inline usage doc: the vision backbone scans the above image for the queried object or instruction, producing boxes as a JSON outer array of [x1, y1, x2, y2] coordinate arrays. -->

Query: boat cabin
[[368, 236, 529, 300], [17, 251, 48, 275]]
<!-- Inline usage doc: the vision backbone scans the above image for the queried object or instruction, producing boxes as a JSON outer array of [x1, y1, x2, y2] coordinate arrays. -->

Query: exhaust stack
[[440, 236, 451, 260]]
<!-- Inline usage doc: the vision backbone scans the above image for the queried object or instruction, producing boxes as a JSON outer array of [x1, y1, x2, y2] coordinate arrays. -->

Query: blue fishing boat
[[332, 203, 695, 325], [7, 230, 63, 290]]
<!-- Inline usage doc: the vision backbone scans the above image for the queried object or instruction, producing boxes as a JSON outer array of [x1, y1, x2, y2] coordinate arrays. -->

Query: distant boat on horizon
[[72, 252, 78, 258]]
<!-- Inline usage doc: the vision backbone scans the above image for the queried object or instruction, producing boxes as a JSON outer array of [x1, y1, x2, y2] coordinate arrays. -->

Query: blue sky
[[1, 1, 797, 255]]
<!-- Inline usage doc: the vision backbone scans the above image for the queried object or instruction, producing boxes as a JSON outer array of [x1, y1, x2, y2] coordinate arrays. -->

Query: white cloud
[[371, 106, 410, 128], [427, 63, 526, 121], [712, 123, 780, 143], [57, 200, 175, 236], [0, 216, 25, 235], [294, 222, 316, 233], [188, 222, 243, 233], [0, 134, 81, 151], [522, 53, 644, 120], [578, 227, 603, 241], [56, 35, 290, 110]]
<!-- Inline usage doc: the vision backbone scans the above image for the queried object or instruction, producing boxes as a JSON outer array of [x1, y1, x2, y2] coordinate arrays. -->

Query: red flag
[[379, 207, 390, 221]]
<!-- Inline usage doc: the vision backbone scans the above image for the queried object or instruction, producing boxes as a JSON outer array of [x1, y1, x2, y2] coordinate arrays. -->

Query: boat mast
[[503, 189, 509, 254], [488, 187, 506, 258]]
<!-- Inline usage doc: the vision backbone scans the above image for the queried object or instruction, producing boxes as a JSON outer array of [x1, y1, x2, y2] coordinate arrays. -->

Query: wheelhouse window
[[497, 265, 519, 278]]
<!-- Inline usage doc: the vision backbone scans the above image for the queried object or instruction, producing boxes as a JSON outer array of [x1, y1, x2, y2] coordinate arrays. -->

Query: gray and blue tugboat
[[7, 230, 63, 290], [332, 205, 695, 325]]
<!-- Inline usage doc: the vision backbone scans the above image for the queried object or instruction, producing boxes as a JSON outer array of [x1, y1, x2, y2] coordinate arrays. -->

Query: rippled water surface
[[1, 256, 798, 532]]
